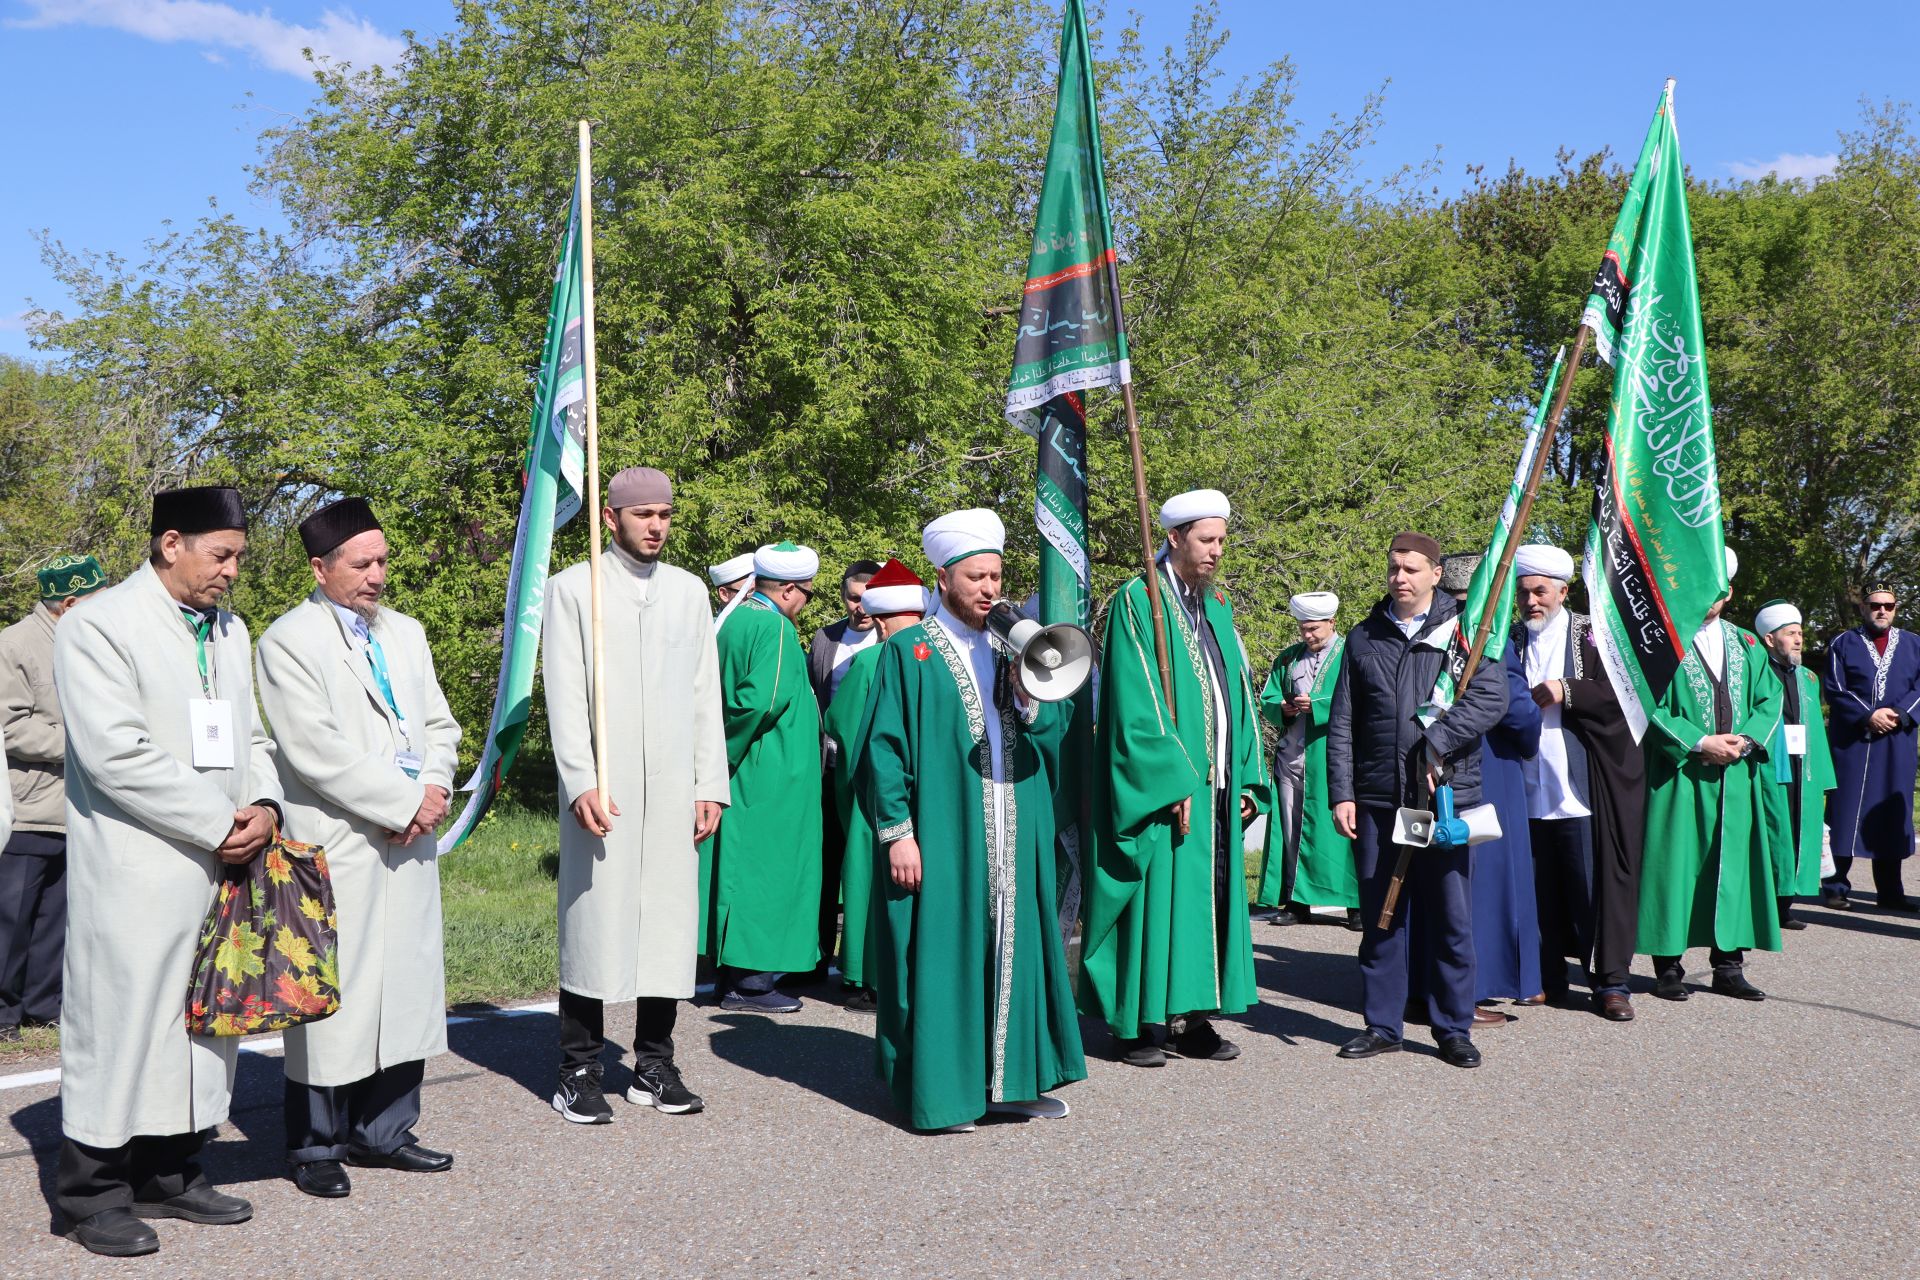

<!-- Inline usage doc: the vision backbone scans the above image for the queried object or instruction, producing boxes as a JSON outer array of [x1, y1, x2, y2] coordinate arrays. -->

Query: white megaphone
[[984, 600, 1093, 703]]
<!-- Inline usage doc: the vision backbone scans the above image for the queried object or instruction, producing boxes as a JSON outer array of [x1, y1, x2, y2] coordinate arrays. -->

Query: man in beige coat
[[256, 498, 462, 1199], [544, 466, 728, 1124], [53, 487, 282, 1258], [1, 554, 107, 1040]]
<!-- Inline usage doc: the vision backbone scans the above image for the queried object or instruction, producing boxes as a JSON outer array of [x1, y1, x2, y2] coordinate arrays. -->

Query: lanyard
[[363, 632, 409, 740], [180, 608, 214, 698]]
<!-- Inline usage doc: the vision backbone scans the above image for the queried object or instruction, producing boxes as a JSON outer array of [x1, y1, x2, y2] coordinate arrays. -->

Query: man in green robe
[[1640, 548, 1784, 1002], [860, 509, 1084, 1132], [1752, 600, 1836, 929], [1256, 590, 1359, 928], [704, 541, 824, 1012], [822, 558, 926, 1012], [1080, 489, 1271, 1069]]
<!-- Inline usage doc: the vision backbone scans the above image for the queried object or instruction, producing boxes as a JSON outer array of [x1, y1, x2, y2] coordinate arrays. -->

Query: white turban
[[1157, 488, 1231, 530], [752, 541, 819, 582], [1753, 600, 1802, 636], [1513, 544, 1575, 582], [1288, 592, 1339, 622], [1724, 546, 1739, 580], [708, 553, 755, 587], [922, 508, 1005, 568]]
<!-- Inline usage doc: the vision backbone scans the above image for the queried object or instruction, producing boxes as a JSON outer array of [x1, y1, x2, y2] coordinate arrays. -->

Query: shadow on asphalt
[[705, 1014, 894, 1121], [447, 1010, 561, 1105], [1241, 939, 1358, 1048], [1803, 909, 1920, 943]]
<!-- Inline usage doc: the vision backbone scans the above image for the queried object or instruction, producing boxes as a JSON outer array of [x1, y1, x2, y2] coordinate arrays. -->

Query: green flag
[[1424, 347, 1565, 719], [438, 175, 589, 852], [1580, 80, 1727, 740], [1005, 0, 1125, 934], [1005, 0, 1127, 632]]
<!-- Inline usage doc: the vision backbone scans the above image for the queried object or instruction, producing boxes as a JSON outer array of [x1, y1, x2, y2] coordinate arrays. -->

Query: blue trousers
[[1355, 806, 1475, 1042]]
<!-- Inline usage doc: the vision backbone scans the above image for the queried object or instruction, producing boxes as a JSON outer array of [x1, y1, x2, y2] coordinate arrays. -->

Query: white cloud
[[1725, 151, 1839, 183], [11, 1, 405, 77]]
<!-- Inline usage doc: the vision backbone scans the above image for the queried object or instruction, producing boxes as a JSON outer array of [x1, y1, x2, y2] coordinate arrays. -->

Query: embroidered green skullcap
[[37, 554, 108, 602]]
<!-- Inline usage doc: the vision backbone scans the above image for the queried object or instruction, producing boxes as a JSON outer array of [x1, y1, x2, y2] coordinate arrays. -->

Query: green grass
[[439, 805, 560, 1006]]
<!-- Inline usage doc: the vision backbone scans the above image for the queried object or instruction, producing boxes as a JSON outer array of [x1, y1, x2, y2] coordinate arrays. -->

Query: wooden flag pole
[[578, 119, 610, 804], [1375, 328, 1590, 930]]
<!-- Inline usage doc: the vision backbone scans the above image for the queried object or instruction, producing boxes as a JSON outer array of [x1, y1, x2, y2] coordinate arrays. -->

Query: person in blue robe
[[1821, 585, 1920, 911]]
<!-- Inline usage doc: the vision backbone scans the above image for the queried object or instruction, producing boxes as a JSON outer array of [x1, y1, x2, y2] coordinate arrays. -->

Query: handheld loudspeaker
[[1391, 785, 1503, 850], [984, 600, 1094, 703]]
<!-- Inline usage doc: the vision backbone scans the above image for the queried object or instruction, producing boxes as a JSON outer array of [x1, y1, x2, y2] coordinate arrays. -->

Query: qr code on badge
[[204, 723, 222, 740]]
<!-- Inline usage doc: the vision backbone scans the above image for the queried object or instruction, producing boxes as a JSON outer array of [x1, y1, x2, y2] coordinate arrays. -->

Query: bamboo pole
[[1120, 383, 1178, 727], [1375, 328, 1590, 930], [579, 119, 610, 804]]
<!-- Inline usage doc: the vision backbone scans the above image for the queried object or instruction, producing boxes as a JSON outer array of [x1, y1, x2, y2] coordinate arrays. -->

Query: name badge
[[394, 750, 424, 779], [1784, 724, 1808, 756], [189, 699, 237, 769]]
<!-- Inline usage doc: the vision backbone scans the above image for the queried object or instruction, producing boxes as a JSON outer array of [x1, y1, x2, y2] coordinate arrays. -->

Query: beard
[[350, 599, 380, 623], [613, 530, 661, 563]]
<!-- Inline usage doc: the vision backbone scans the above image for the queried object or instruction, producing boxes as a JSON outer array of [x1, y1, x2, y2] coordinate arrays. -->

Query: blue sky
[[2, 1, 1914, 361]]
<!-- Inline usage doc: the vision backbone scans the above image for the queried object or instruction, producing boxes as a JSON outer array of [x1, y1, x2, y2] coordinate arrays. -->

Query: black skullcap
[[150, 486, 247, 536], [299, 497, 383, 558]]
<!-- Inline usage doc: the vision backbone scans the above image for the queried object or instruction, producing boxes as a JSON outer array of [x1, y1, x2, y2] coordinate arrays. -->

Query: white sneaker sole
[[551, 1092, 613, 1125], [985, 1095, 1070, 1120], [625, 1086, 703, 1115]]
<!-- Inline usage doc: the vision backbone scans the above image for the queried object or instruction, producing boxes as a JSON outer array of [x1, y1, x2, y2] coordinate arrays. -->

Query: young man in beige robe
[[256, 498, 463, 1199], [53, 487, 282, 1258], [544, 466, 729, 1123]]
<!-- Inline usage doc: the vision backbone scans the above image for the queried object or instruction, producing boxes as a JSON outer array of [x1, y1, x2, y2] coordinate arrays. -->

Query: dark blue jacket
[[1326, 591, 1509, 810]]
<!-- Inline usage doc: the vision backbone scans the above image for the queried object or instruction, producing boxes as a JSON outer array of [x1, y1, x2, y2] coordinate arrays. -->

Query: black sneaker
[[628, 1060, 704, 1115], [552, 1063, 613, 1124], [1166, 1018, 1241, 1061]]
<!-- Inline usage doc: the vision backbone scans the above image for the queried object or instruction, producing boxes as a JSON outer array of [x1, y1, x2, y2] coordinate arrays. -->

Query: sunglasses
[[1869, 601, 1898, 612], [793, 584, 817, 604]]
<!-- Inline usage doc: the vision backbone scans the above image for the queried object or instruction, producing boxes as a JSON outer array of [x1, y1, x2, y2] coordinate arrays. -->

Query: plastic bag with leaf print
[[185, 829, 342, 1036]]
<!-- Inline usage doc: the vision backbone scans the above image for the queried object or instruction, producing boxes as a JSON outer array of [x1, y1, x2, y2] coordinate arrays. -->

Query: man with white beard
[[1753, 601, 1835, 930], [1511, 545, 1646, 1022]]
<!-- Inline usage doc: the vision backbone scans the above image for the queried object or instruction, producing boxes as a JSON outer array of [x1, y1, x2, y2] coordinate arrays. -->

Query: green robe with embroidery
[[1079, 566, 1272, 1039], [1759, 660, 1836, 899], [1639, 622, 1785, 956], [824, 643, 884, 988], [1254, 637, 1357, 909], [859, 618, 1085, 1131], [701, 593, 823, 972]]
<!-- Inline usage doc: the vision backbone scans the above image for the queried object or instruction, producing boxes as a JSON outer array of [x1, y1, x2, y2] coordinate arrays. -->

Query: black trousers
[[1653, 948, 1745, 978], [818, 772, 845, 969], [0, 833, 66, 1028], [1826, 854, 1906, 903], [285, 1059, 425, 1165], [1529, 818, 1594, 996], [559, 989, 677, 1072], [56, 1131, 208, 1223]]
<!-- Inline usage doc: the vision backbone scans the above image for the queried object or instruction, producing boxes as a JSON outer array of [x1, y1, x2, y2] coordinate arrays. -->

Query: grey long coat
[[543, 555, 729, 1001], [256, 591, 461, 1086], [54, 562, 281, 1148]]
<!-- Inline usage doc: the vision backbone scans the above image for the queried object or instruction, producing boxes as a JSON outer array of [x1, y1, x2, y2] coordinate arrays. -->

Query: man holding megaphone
[[1079, 489, 1272, 1070]]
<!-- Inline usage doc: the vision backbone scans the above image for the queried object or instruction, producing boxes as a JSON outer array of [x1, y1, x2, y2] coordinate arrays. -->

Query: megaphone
[[984, 600, 1093, 703], [1391, 784, 1502, 850]]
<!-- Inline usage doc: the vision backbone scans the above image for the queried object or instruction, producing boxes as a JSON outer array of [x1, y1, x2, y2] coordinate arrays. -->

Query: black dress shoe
[[1267, 907, 1302, 926], [1436, 1035, 1482, 1068], [1877, 896, 1920, 913], [1779, 913, 1807, 930], [1337, 1031, 1402, 1060], [291, 1160, 351, 1198], [1653, 971, 1690, 1001], [1118, 1034, 1166, 1068], [347, 1143, 453, 1173], [1821, 889, 1852, 911], [132, 1185, 252, 1225], [71, 1208, 160, 1257], [1344, 909, 1365, 932], [1711, 972, 1767, 1001]]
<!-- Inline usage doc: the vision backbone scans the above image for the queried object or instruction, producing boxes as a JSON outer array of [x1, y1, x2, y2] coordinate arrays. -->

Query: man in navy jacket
[[1327, 532, 1507, 1068]]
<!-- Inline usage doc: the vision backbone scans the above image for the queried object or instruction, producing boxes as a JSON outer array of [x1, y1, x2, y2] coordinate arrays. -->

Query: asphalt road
[[3, 901, 1916, 1278]]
